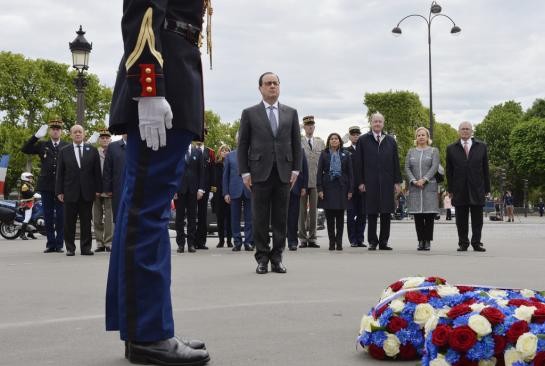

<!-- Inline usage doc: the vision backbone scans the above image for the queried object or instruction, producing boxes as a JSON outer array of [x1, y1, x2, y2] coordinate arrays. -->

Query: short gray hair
[[370, 112, 385, 122]]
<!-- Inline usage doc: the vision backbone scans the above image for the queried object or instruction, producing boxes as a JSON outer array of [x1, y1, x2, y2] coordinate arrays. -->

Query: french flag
[[0, 155, 10, 199]]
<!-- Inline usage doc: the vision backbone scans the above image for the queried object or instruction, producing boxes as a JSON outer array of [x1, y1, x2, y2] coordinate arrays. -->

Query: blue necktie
[[268, 106, 278, 136]]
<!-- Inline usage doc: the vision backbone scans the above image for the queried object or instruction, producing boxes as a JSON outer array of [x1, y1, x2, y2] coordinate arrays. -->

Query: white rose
[[381, 287, 394, 301], [468, 314, 492, 337], [516, 332, 538, 361], [430, 355, 451, 366], [424, 314, 439, 337], [514, 305, 537, 322], [437, 307, 450, 318], [437, 286, 460, 297], [478, 358, 497, 366], [382, 333, 401, 357], [360, 315, 377, 334], [470, 303, 487, 312], [414, 303, 435, 327], [489, 289, 508, 299], [497, 299, 509, 307], [504, 348, 523, 366], [520, 289, 536, 298], [389, 299, 405, 313], [402, 277, 425, 289]]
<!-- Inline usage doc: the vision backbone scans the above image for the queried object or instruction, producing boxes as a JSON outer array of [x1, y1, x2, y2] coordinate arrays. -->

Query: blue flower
[[445, 349, 461, 364], [452, 313, 473, 327], [466, 336, 494, 361], [378, 308, 394, 327], [370, 331, 387, 346]]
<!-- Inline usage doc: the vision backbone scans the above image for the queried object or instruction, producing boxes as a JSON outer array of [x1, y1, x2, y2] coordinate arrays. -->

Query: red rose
[[399, 344, 418, 360], [447, 304, 472, 319], [432, 324, 451, 347], [533, 352, 545, 366], [463, 299, 477, 306], [389, 281, 403, 292], [532, 301, 545, 310], [425, 276, 446, 285], [493, 335, 507, 356], [375, 304, 388, 317], [508, 299, 533, 307], [387, 316, 408, 333], [506, 320, 529, 343], [454, 356, 478, 366], [405, 291, 429, 304], [457, 286, 475, 293], [429, 290, 439, 298], [480, 307, 505, 325], [533, 308, 545, 324], [449, 326, 477, 352], [368, 344, 386, 360]]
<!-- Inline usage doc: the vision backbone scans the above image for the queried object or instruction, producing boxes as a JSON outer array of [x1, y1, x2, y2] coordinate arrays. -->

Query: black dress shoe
[[95, 247, 106, 252], [350, 242, 358, 247], [55, 248, 65, 253], [227, 242, 233, 248], [256, 262, 268, 274], [106, 247, 111, 252], [199, 245, 209, 250], [308, 242, 320, 248], [188, 245, 196, 253], [126, 338, 206, 359], [43, 248, 56, 253], [216, 242, 224, 248], [368, 245, 377, 251], [244, 245, 254, 251], [457, 243, 469, 252], [472, 243, 486, 252], [128, 337, 210, 366], [271, 262, 287, 273], [379, 245, 393, 250], [177, 247, 184, 253], [417, 241, 424, 251], [423, 240, 431, 251], [81, 251, 94, 256], [232, 246, 241, 252], [357, 243, 367, 248], [288, 246, 297, 251], [66, 251, 75, 256]]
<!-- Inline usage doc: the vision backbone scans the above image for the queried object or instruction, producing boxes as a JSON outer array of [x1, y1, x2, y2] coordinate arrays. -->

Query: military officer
[[105, 1, 211, 365], [21, 118, 69, 253]]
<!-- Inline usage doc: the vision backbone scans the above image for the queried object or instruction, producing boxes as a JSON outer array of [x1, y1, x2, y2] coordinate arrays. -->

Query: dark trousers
[[455, 205, 484, 246], [63, 199, 93, 253], [367, 213, 391, 247], [41, 190, 64, 249], [251, 167, 290, 264], [214, 196, 231, 243], [196, 192, 209, 246], [446, 208, 452, 220], [347, 192, 365, 244], [325, 209, 344, 247], [287, 192, 301, 247], [230, 196, 252, 247], [414, 213, 435, 241], [175, 192, 197, 247]]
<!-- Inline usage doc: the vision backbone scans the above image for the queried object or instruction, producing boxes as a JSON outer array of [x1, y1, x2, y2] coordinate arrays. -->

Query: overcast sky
[[2, 0, 544, 139]]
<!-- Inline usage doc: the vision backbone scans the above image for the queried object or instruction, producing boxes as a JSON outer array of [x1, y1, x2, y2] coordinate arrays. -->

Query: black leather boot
[[423, 240, 431, 251], [417, 240, 424, 251]]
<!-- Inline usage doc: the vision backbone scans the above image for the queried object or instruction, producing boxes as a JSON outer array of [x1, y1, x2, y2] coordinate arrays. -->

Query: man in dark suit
[[223, 149, 253, 251], [238, 72, 302, 274], [194, 140, 214, 250], [355, 112, 402, 251], [21, 118, 69, 253], [287, 150, 308, 251], [344, 126, 367, 248], [102, 134, 127, 223], [175, 143, 206, 253], [446, 121, 490, 252], [55, 124, 102, 256]]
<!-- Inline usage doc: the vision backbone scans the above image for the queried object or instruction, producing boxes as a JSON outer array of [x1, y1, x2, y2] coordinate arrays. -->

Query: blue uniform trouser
[[230, 196, 252, 247], [106, 127, 194, 342], [40, 190, 64, 250], [346, 191, 366, 245]]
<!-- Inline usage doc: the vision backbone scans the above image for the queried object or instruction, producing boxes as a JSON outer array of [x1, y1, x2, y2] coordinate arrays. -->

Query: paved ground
[[1, 216, 544, 366]]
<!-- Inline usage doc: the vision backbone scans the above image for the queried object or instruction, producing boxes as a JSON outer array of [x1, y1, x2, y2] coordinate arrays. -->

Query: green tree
[[432, 122, 458, 166], [0, 124, 38, 196], [204, 110, 239, 152], [524, 98, 545, 120], [509, 118, 545, 184]]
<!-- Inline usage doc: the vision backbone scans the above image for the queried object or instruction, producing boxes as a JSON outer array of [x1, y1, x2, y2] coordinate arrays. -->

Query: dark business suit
[[446, 138, 490, 249], [287, 151, 308, 248], [196, 146, 214, 248], [345, 145, 366, 246], [102, 139, 127, 223], [212, 160, 231, 246], [238, 101, 302, 264], [55, 143, 102, 253], [21, 136, 69, 250]]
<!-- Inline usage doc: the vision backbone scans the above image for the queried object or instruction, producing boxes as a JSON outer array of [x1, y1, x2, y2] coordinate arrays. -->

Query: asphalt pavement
[[1, 216, 544, 366]]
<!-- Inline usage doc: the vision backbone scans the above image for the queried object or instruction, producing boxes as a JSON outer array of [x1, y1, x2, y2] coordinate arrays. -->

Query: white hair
[[370, 112, 385, 122]]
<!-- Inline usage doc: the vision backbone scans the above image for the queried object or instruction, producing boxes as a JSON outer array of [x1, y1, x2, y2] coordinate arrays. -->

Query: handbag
[[434, 164, 445, 183]]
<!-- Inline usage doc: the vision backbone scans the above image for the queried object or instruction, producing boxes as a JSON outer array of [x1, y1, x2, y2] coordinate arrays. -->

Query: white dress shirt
[[262, 100, 279, 123], [460, 138, 472, 151]]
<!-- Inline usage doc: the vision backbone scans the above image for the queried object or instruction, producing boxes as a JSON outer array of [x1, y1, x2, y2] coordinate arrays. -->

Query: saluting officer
[[21, 118, 69, 253], [105, 1, 211, 365]]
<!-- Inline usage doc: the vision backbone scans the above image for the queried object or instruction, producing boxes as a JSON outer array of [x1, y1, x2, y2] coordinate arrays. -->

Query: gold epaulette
[[203, 0, 213, 69]]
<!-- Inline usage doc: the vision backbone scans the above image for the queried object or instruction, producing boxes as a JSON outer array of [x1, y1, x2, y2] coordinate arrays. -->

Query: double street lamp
[[69, 25, 92, 126], [392, 1, 461, 139]]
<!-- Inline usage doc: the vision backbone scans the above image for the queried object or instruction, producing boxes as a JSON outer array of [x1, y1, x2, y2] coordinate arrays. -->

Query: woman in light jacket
[[405, 127, 439, 251]]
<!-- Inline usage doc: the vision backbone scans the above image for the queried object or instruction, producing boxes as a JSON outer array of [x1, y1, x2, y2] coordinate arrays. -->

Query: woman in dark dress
[[317, 133, 353, 250], [214, 145, 232, 248]]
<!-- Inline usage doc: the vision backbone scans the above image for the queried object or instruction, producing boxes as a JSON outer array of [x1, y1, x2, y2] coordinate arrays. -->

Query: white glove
[[87, 131, 100, 144], [137, 97, 173, 151], [35, 124, 49, 139]]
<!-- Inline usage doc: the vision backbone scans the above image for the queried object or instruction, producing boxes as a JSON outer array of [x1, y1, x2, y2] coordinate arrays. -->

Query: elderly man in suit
[[298, 115, 325, 248], [93, 129, 114, 252], [102, 134, 127, 223], [56, 124, 102, 256], [223, 148, 253, 251], [446, 121, 490, 252], [238, 72, 302, 274]]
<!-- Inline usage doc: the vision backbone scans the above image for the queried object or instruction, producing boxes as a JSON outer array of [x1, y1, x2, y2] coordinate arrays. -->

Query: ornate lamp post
[[69, 26, 92, 126], [392, 1, 461, 139]]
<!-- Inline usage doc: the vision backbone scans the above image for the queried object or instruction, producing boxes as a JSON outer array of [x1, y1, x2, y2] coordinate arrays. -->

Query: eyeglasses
[[262, 81, 279, 86]]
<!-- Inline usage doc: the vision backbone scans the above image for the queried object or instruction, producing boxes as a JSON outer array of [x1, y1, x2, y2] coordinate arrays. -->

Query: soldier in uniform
[[21, 119, 69, 253], [18, 172, 36, 240], [105, 1, 211, 365]]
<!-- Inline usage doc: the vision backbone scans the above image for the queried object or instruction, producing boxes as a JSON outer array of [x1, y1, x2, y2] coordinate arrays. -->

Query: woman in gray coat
[[405, 127, 439, 251]]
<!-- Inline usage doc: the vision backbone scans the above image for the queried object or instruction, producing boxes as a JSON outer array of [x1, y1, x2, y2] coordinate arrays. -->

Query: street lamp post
[[392, 1, 461, 139], [69, 26, 92, 126]]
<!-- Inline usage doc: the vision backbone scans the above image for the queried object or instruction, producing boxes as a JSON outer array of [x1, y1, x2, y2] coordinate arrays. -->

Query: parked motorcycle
[[0, 194, 46, 240]]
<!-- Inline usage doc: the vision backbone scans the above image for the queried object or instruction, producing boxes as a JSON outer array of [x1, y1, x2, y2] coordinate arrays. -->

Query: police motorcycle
[[0, 190, 46, 240]]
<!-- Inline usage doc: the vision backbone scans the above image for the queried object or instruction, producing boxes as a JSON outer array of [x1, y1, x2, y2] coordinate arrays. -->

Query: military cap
[[98, 128, 111, 137], [349, 126, 361, 134], [48, 118, 64, 129], [302, 115, 315, 125]]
